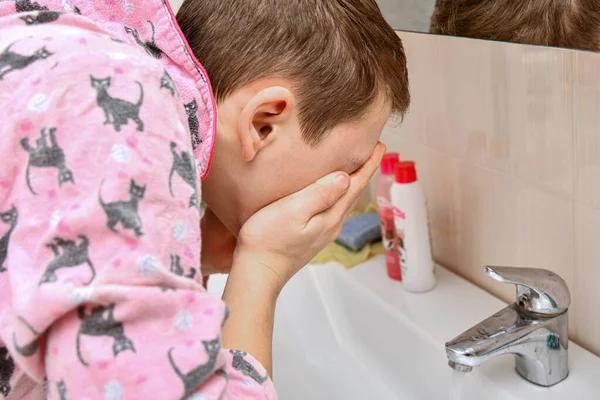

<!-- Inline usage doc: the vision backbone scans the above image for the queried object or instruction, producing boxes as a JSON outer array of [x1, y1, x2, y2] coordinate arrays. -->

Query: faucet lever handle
[[484, 266, 571, 315]]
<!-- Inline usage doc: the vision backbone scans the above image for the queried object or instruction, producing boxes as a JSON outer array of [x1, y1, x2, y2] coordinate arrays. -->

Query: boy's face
[[202, 79, 391, 235]]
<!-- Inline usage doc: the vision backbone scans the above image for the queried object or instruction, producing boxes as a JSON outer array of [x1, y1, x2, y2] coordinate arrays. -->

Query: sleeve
[[0, 30, 276, 400]]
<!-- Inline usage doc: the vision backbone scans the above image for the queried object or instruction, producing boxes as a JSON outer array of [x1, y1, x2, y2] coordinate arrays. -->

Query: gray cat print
[[169, 142, 199, 208], [124, 20, 162, 59], [99, 179, 146, 237], [0, 205, 18, 273], [230, 350, 269, 384], [0, 42, 53, 80], [169, 338, 221, 397], [184, 99, 201, 150], [38, 235, 95, 286], [91, 76, 144, 132], [19, 11, 63, 25], [21, 127, 74, 195], [76, 304, 136, 367], [13, 316, 40, 358], [0, 346, 15, 397]]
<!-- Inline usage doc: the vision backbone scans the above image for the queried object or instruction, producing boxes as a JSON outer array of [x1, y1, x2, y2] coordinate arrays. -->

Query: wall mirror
[[378, 0, 600, 51]]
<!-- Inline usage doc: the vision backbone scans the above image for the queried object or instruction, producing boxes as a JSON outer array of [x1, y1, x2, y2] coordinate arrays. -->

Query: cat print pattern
[[160, 70, 177, 96], [19, 11, 63, 25], [124, 20, 162, 59], [21, 127, 74, 195], [0, 347, 15, 398], [169, 142, 199, 208], [13, 316, 40, 357], [169, 338, 221, 398], [39, 235, 95, 285], [0, 205, 17, 273], [160, 254, 196, 292], [170, 254, 197, 279], [15, 0, 49, 12], [0, 42, 53, 80], [76, 304, 135, 367], [91, 76, 144, 132], [230, 350, 269, 384], [99, 179, 146, 237], [184, 99, 201, 150], [56, 379, 67, 400]]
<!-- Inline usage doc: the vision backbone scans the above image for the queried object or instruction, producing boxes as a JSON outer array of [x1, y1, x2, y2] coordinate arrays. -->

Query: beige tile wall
[[168, 0, 183, 13], [383, 32, 600, 356]]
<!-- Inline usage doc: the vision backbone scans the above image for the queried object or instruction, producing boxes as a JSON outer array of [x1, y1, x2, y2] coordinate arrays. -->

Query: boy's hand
[[233, 142, 386, 294], [201, 207, 237, 275]]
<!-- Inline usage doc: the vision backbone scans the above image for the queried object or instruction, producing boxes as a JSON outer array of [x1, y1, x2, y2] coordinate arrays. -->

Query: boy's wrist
[[226, 250, 284, 302], [221, 251, 280, 375]]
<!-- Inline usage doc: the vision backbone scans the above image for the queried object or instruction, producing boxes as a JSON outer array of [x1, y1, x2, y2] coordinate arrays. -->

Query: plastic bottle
[[376, 153, 401, 280], [391, 161, 436, 292]]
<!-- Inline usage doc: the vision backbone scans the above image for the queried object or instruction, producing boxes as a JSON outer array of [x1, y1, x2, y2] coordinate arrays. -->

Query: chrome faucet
[[445, 266, 571, 387]]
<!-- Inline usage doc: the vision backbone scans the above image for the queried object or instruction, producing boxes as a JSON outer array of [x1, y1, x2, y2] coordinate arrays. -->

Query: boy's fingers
[[318, 143, 385, 230], [287, 143, 384, 228], [349, 142, 386, 190], [287, 171, 350, 222], [334, 142, 386, 213]]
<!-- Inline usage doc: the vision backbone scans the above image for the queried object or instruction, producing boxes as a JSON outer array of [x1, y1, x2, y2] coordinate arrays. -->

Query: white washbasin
[[208, 257, 600, 399]]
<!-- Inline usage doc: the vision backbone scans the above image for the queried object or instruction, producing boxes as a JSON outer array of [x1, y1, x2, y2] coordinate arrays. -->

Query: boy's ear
[[237, 86, 294, 162]]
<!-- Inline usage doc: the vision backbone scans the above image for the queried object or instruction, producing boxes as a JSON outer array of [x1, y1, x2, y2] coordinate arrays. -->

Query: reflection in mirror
[[377, 0, 600, 51]]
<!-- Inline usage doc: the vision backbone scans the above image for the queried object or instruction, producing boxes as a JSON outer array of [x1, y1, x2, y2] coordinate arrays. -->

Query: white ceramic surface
[[208, 257, 600, 399]]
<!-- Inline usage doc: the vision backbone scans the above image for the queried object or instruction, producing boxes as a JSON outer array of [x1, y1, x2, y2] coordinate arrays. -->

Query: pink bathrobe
[[0, 1, 276, 399]]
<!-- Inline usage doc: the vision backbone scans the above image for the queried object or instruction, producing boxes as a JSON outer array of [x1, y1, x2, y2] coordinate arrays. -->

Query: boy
[[0, 0, 409, 398], [430, 0, 600, 51]]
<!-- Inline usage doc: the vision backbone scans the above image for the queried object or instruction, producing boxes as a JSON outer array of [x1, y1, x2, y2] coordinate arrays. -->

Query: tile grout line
[[572, 52, 579, 205], [571, 53, 579, 345]]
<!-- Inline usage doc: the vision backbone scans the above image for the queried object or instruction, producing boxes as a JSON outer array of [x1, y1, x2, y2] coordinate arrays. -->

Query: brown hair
[[430, 0, 600, 51], [177, 0, 410, 146]]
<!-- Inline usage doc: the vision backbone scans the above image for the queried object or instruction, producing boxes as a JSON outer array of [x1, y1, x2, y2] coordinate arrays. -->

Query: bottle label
[[393, 205, 406, 220], [376, 202, 401, 279], [377, 196, 392, 209], [398, 229, 407, 277], [380, 210, 395, 252], [393, 206, 408, 277]]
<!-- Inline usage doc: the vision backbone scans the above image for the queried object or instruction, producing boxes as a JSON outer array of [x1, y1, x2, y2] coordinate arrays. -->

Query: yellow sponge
[[310, 202, 384, 269]]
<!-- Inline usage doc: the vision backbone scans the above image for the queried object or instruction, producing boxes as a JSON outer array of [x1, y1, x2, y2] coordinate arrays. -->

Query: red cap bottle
[[395, 161, 417, 184], [376, 152, 402, 281], [390, 160, 436, 292], [380, 153, 400, 175]]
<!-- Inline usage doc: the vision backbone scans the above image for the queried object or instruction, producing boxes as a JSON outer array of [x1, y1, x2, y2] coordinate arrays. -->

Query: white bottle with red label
[[390, 161, 436, 293]]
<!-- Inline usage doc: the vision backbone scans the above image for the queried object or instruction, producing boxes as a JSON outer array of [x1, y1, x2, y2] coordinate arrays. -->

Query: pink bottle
[[376, 153, 402, 280]]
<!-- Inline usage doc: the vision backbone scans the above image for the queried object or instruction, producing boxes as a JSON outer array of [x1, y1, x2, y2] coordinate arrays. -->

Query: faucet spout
[[448, 360, 473, 373], [445, 304, 569, 386]]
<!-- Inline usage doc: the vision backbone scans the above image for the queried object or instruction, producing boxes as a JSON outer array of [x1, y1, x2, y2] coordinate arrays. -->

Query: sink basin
[[207, 257, 600, 399]]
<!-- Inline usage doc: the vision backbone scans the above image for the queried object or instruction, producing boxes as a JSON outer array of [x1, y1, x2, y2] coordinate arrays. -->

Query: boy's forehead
[[308, 93, 389, 175], [322, 128, 379, 175], [335, 100, 390, 172]]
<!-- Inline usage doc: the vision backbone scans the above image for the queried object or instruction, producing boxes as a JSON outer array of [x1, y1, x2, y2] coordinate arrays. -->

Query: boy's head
[[430, 0, 600, 51], [178, 0, 410, 234]]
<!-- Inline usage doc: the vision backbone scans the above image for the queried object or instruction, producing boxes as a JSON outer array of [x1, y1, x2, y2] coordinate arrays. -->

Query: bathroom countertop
[[209, 257, 600, 399]]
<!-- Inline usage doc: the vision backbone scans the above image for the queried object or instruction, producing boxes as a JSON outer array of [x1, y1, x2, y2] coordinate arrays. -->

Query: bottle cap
[[380, 153, 400, 175], [395, 161, 417, 183]]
